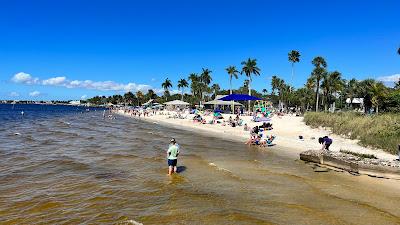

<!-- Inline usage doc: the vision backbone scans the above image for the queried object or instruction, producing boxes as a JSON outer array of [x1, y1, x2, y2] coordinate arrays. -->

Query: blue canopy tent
[[218, 94, 262, 113], [218, 94, 262, 101]]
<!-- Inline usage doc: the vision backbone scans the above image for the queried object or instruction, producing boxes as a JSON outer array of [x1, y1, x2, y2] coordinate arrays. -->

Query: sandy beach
[[117, 110, 398, 161]]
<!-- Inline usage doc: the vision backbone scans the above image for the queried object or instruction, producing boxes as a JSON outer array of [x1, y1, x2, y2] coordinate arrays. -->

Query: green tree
[[226, 66, 239, 95], [188, 73, 200, 102], [241, 58, 261, 110], [136, 91, 144, 105], [370, 81, 387, 114], [344, 78, 358, 109], [177, 78, 189, 101], [146, 89, 157, 101], [271, 75, 279, 96], [310, 56, 328, 111], [321, 71, 343, 112], [161, 78, 173, 101], [288, 50, 301, 86], [199, 68, 212, 105], [124, 91, 135, 105], [262, 88, 268, 96], [211, 83, 220, 99]]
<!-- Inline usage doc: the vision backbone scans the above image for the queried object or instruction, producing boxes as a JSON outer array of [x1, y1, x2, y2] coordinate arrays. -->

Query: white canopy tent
[[164, 100, 190, 106], [203, 100, 243, 106]]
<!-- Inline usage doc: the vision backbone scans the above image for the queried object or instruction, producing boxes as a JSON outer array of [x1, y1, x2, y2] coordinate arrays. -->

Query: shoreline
[[116, 110, 398, 162]]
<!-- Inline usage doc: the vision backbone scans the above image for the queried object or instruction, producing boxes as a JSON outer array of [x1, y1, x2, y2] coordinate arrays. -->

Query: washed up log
[[300, 150, 400, 180]]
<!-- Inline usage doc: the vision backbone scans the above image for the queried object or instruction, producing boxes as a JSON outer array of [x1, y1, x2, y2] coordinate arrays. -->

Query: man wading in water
[[167, 138, 180, 175]]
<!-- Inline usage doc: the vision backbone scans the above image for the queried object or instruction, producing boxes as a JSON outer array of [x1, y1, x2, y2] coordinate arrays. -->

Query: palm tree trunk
[[315, 80, 320, 112], [181, 88, 184, 101], [230, 77, 234, 113], [291, 63, 294, 86], [248, 80, 251, 113]]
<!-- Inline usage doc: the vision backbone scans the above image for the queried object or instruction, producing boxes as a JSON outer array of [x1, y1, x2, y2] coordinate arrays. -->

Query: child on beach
[[167, 138, 180, 175], [319, 136, 333, 150]]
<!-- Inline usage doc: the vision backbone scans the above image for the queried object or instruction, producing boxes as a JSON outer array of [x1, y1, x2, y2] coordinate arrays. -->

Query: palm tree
[[310, 56, 327, 111], [321, 71, 343, 112], [200, 68, 212, 85], [136, 91, 144, 106], [226, 66, 239, 95], [146, 89, 157, 100], [345, 78, 358, 108], [262, 89, 268, 96], [211, 84, 220, 99], [241, 58, 261, 111], [124, 91, 135, 105], [226, 66, 239, 111], [271, 75, 279, 95], [199, 68, 212, 106], [370, 81, 387, 114], [177, 78, 189, 101], [161, 78, 173, 101], [271, 76, 286, 109], [288, 50, 301, 86]]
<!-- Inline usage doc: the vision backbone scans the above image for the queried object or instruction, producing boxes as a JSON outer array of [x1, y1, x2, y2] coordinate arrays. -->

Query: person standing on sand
[[167, 138, 180, 175]]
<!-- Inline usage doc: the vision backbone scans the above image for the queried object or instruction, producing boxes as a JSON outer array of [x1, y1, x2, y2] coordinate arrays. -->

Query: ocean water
[[1, 104, 400, 224]]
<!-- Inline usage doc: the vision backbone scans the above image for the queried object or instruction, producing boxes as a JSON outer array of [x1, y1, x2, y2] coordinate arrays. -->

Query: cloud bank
[[377, 74, 400, 82], [11, 72, 153, 93]]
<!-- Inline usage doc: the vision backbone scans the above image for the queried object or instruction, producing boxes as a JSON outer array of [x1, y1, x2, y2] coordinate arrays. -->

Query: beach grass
[[304, 112, 400, 154]]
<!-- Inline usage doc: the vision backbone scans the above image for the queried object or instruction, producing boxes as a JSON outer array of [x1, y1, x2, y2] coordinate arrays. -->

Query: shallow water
[[1, 105, 400, 224]]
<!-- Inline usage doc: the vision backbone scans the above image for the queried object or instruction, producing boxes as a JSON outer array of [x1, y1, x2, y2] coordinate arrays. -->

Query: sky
[[0, 0, 399, 100]]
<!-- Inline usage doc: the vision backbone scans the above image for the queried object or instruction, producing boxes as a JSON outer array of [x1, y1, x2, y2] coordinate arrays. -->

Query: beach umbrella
[[218, 94, 261, 101]]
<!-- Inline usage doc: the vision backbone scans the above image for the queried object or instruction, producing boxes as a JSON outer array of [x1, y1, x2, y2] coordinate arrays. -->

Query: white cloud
[[29, 91, 41, 97], [81, 95, 87, 99], [377, 74, 400, 82], [42, 76, 66, 85], [9, 91, 19, 97], [10, 72, 153, 93], [11, 72, 39, 84]]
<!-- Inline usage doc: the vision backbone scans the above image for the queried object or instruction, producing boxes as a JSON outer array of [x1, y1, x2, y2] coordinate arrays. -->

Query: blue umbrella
[[218, 94, 262, 101]]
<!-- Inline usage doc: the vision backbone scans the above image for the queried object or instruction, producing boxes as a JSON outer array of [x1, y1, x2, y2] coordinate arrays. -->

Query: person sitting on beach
[[259, 122, 273, 130], [167, 138, 180, 175], [266, 135, 275, 146], [252, 126, 259, 135], [318, 136, 333, 150], [243, 123, 249, 131], [235, 115, 240, 122], [245, 133, 258, 145], [193, 114, 202, 122]]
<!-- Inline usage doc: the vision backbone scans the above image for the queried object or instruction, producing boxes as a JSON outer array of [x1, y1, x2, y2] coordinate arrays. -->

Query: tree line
[[87, 49, 400, 113]]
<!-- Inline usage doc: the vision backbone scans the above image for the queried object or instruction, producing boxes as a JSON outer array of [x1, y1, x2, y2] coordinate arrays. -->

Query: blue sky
[[0, 0, 399, 100]]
